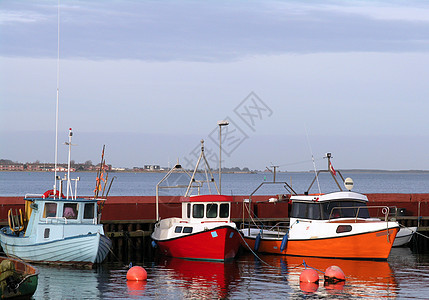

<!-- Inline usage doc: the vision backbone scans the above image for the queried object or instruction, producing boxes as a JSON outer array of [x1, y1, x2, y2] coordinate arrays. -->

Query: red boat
[[152, 195, 241, 261], [151, 140, 241, 261]]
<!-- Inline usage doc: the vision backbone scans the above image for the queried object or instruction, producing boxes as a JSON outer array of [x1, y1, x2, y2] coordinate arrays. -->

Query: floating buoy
[[300, 268, 319, 283], [127, 266, 147, 281], [280, 231, 288, 252], [254, 233, 261, 251], [324, 265, 345, 283]]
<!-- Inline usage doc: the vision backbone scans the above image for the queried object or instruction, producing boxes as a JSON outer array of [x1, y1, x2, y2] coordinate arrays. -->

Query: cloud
[[1, 1, 429, 61]]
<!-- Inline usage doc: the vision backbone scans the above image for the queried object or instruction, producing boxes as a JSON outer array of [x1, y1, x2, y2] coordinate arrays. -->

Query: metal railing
[[328, 205, 391, 222]]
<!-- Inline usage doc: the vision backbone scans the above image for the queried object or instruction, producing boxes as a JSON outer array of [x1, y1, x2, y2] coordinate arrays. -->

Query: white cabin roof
[[290, 191, 368, 202]]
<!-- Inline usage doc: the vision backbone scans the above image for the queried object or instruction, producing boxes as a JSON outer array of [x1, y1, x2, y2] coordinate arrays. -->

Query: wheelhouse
[[290, 192, 370, 220], [180, 195, 232, 222], [32, 198, 99, 224]]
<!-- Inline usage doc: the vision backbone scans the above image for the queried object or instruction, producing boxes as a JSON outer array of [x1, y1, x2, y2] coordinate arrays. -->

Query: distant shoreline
[[1, 169, 429, 174]]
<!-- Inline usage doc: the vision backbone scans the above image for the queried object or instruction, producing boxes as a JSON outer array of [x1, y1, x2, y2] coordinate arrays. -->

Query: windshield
[[291, 200, 369, 220]]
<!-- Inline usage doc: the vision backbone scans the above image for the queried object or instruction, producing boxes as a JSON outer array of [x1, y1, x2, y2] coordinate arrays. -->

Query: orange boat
[[241, 154, 400, 260], [242, 191, 399, 260]]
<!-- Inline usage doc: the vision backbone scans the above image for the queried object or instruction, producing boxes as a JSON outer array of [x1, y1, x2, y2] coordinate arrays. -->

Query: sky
[[1, 0, 429, 171]]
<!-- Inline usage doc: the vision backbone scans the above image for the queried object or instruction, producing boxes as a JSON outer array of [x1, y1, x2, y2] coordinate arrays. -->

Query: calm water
[[33, 248, 429, 299], [1, 171, 429, 299], [2, 170, 429, 196]]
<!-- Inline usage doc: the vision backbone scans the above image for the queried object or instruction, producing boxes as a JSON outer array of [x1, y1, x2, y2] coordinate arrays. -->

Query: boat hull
[[153, 226, 241, 261], [242, 227, 399, 260], [0, 256, 38, 299], [0, 231, 112, 267], [393, 227, 417, 247]]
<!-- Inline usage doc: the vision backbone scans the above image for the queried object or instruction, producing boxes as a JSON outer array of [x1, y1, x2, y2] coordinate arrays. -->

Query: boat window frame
[[290, 201, 323, 220], [83, 203, 95, 220], [219, 203, 229, 218], [192, 204, 204, 218], [43, 202, 58, 218], [183, 227, 193, 233], [63, 203, 79, 220], [336, 225, 352, 233], [291, 199, 370, 220], [206, 203, 218, 218], [175, 226, 183, 233], [323, 200, 370, 219]]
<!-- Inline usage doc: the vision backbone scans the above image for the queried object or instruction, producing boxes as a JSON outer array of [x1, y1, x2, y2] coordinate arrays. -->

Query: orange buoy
[[324, 265, 345, 283], [127, 266, 147, 281], [300, 268, 319, 283]]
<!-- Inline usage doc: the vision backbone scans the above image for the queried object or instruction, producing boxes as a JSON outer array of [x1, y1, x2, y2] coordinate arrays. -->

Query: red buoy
[[324, 265, 345, 283], [300, 268, 319, 283], [127, 266, 147, 281]]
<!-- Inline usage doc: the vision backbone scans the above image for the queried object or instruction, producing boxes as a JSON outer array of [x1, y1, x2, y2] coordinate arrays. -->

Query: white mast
[[53, 0, 60, 197], [65, 128, 73, 199]]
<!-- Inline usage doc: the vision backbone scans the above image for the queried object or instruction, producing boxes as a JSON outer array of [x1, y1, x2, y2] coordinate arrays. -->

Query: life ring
[[43, 189, 64, 199]]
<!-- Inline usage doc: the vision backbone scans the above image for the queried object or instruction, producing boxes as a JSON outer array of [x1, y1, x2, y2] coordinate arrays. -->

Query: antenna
[[269, 163, 279, 182], [64, 128, 77, 199], [53, 0, 61, 197], [305, 125, 321, 194]]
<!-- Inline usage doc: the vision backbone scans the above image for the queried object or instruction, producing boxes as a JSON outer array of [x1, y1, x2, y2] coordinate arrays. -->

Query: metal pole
[[219, 125, 222, 194], [217, 120, 229, 194]]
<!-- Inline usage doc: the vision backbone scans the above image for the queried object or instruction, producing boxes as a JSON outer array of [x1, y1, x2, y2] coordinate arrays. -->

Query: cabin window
[[206, 204, 218, 218], [63, 203, 78, 219], [187, 203, 191, 218], [175, 226, 183, 233], [290, 202, 322, 220], [193, 204, 204, 218], [220, 203, 229, 218], [84, 203, 95, 219], [44, 202, 57, 218], [323, 201, 369, 219], [183, 227, 193, 233], [336, 225, 352, 233], [307, 203, 321, 220], [44, 228, 50, 238]]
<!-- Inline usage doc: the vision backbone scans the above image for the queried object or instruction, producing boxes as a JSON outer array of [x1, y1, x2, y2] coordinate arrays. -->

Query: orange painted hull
[[243, 227, 399, 260]]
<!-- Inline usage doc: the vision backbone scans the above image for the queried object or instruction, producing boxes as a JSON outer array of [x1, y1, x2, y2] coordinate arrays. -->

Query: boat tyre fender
[[254, 232, 261, 252], [280, 231, 289, 252], [43, 189, 64, 199]]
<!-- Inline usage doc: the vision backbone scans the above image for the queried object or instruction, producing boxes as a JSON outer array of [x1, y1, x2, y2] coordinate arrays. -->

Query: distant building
[[0, 163, 24, 171], [144, 165, 161, 171]]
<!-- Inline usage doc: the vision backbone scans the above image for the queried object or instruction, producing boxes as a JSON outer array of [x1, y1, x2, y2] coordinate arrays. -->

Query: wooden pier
[[1, 194, 428, 262]]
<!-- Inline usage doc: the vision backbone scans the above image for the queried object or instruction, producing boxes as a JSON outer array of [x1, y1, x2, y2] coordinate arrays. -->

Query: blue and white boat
[[0, 129, 112, 267], [0, 194, 111, 267]]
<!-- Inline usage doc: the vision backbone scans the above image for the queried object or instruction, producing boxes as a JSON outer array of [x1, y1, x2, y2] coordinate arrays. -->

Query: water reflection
[[34, 264, 102, 299], [28, 248, 429, 299], [156, 257, 241, 299], [253, 254, 399, 298]]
